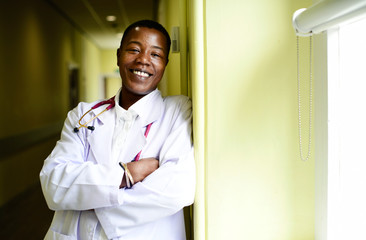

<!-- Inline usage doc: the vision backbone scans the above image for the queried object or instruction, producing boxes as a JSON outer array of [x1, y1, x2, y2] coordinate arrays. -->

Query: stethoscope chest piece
[[74, 97, 115, 133]]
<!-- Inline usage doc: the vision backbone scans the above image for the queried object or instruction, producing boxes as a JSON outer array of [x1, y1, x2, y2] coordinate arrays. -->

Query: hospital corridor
[[1, 0, 366, 239]]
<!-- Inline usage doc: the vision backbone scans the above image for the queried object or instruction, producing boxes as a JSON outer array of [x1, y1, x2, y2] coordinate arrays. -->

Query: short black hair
[[120, 20, 171, 61]]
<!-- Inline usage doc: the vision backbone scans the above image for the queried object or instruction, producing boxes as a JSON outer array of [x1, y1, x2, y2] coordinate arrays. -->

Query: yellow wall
[[101, 50, 119, 74], [0, 0, 103, 206], [82, 39, 102, 102], [189, 0, 314, 239], [101, 50, 121, 99], [157, 0, 184, 96]]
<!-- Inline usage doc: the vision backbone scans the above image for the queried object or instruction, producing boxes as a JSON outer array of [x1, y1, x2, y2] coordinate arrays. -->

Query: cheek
[[157, 67, 166, 78], [119, 54, 132, 67], [153, 61, 166, 75]]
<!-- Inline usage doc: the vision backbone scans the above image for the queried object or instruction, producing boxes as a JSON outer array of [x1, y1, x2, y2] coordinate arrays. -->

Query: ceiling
[[48, 0, 157, 49]]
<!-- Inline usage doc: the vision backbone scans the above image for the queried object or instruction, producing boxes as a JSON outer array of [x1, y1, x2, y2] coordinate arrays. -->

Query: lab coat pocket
[[44, 229, 76, 240]]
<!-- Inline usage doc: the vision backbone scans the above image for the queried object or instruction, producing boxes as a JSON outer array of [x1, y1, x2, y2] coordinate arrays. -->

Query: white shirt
[[40, 88, 195, 240], [111, 106, 137, 164]]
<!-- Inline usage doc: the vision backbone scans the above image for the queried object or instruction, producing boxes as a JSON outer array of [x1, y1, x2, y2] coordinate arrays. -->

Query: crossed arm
[[119, 158, 159, 188]]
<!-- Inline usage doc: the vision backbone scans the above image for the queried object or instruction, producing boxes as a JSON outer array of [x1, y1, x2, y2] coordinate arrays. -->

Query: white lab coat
[[40, 89, 195, 240]]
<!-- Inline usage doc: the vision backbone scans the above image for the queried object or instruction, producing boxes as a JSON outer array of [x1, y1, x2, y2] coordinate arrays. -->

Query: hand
[[127, 158, 159, 183], [120, 158, 159, 188]]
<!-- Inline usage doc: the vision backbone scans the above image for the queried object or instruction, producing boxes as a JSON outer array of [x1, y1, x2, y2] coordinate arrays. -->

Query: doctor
[[40, 20, 195, 240]]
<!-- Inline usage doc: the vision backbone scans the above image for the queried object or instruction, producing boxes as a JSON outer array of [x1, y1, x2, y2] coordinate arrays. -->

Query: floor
[[0, 183, 54, 239]]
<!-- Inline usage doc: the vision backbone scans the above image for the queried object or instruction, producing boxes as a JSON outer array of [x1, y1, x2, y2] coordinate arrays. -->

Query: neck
[[119, 88, 145, 110]]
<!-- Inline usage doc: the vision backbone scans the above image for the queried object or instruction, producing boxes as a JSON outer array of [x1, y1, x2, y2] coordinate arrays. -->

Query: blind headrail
[[292, 0, 366, 36]]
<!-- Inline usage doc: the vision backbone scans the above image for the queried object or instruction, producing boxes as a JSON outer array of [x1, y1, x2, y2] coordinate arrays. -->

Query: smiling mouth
[[131, 69, 152, 77]]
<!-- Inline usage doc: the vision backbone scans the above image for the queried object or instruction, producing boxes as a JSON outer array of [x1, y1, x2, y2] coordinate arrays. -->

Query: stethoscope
[[73, 96, 153, 162], [73, 97, 115, 133]]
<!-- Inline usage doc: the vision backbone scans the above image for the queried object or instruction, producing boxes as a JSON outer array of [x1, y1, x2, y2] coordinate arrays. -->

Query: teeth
[[133, 70, 149, 77]]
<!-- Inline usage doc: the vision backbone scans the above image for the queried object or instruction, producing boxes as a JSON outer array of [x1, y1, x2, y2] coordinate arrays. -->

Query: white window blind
[[292, 1, 366, 240]]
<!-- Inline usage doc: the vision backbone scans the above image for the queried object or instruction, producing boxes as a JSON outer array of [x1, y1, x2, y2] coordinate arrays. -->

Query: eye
[[126, 48, 140, 53], [151, 50, 166, 59], [151, 53, 161, 58]]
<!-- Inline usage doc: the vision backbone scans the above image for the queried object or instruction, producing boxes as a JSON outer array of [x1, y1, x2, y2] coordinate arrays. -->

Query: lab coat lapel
[[87, 109, 114, 164], [121, 118, 146, 162]]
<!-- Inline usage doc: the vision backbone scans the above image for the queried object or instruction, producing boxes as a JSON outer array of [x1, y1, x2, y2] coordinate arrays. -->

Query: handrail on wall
[[0, 121, 63, 160]]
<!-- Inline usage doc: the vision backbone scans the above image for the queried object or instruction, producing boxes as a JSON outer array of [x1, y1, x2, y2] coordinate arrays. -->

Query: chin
[[123, 85, 155, 96]]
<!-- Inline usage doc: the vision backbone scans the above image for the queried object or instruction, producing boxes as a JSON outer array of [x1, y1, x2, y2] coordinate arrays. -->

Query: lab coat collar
[[114, 88, 164, 127]]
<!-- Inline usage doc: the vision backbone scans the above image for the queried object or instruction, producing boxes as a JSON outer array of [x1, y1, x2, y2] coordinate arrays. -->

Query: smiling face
[[117, 26, 168, 103]]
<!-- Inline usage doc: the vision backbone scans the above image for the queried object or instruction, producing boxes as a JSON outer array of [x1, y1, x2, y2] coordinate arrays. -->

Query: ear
[[116, 48, 121, 66]]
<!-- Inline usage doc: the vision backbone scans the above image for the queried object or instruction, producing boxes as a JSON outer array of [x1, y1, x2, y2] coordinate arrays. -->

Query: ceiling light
[[106, 15, 117, 22]]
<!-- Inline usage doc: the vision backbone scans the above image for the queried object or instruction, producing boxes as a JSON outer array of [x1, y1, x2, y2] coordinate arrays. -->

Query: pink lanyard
[[132, 122, 153, 162]]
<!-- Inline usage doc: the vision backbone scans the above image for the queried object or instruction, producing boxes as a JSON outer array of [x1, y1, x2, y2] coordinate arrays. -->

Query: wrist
[[120, 162, 134, 188]]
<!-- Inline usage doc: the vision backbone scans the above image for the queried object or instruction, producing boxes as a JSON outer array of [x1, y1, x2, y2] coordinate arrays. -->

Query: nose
[[136, 51, 150, 65]]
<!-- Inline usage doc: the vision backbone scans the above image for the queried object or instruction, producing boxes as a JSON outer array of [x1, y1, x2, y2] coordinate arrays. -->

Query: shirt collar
[[114, 88, 164, 126]]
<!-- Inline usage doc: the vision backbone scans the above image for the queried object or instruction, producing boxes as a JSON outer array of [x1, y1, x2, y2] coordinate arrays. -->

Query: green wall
[[0, 0, 103, 206]]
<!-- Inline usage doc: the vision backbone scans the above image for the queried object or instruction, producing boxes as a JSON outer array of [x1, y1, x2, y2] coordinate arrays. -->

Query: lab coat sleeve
[[95, 97, 195, 238], [40, 103, 122, 211]]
